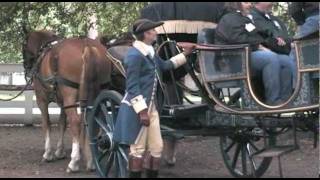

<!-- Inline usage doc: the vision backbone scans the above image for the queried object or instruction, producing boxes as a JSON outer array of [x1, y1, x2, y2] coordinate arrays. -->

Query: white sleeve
[[130, 95, 148, 113]]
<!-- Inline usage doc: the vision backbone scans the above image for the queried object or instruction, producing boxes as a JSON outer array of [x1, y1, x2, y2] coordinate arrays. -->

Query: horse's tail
[[78, 42, 101, 166], [78, 43, 100, 111]]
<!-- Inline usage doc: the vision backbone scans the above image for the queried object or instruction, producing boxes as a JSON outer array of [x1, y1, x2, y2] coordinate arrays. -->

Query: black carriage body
[[87, 3, 319, 178]]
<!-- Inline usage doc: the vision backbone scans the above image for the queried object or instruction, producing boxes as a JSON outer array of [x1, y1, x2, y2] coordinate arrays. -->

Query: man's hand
[[139, 109, 150, 127], [276, 37, 286, 46], [177, 42, 196, 56]]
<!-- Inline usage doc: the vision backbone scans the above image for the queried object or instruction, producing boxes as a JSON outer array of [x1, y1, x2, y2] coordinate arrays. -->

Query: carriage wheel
[[87, 90, 128, 178], [220, 128, 276, 178]]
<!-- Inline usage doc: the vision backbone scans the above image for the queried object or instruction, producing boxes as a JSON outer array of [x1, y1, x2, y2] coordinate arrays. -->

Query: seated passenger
[[289, 2, 319, 88], [215, 2, 293, 105], [289, 2, 319, 39], [250, 2, 296, 90]]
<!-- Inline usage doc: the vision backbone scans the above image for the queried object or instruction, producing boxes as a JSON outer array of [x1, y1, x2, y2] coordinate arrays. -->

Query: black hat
[[132, 19, 164, 34]]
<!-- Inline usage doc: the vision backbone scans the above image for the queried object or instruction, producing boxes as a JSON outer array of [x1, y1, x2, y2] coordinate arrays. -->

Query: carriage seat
[[198, 28, 241, 89], [197, 28, 216, 44], [107, 45, 131, 63]]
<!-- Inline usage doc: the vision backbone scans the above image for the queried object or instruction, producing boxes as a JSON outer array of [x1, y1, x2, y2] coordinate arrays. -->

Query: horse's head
[[22, 30, 60, 78]]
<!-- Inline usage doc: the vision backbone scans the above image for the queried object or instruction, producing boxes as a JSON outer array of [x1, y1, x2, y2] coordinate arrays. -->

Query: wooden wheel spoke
[[98, 150, 112, 162], [100, 103, 109, 117], [116, 151, 127, 177], [101, 102, 114, 130], [246, 144, 257, 171], [232, 144, 241, 169], [241, 145, 247, 175], [225, 141, 236, 153], [118, 147, 128, 162], [110, 100, 117, 124], [95, 117, 110, 133], [105, 152, 115, 175], [248, 141, 260, 152]]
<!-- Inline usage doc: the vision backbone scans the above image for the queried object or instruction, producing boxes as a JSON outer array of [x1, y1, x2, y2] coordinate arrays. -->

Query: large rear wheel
[[220, 128, 276, 178], [87, 90, 128, 178]]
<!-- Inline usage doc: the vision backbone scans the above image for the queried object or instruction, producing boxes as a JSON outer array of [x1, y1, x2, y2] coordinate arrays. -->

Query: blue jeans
[[251, 50, 294, 105], [290, 14, 319, 88]]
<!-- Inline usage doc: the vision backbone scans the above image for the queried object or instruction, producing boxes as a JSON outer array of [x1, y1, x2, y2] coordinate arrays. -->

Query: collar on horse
[[33, 38, 81, 91]]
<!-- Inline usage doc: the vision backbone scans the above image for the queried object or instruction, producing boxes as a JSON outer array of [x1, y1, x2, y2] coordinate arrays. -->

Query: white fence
[[0, 64, 59, 125]]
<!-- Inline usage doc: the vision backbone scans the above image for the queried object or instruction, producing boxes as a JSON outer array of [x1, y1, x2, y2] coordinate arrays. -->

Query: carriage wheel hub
[[97, 133, 114, 151]]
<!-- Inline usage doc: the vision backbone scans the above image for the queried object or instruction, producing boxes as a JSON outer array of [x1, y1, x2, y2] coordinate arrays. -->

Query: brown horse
[[22, 30, 113, 172]]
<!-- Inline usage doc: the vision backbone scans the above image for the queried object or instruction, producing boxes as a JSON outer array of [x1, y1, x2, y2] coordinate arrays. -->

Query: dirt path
[[0, 126, 318, 178]]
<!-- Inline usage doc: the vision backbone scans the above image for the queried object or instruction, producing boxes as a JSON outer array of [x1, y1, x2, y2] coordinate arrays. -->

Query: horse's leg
[[82, 83, 99, 172], [54, 108, 67, 159], [36, 89, 54, 162], [65, 107, 81, 173], [59, 86, 82, 173], [82, 115, 95, 172], [163, 137, 178, 166]]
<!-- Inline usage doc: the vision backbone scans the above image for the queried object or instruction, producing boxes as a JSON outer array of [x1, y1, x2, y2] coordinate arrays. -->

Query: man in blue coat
[[113, 19, 195, 178]]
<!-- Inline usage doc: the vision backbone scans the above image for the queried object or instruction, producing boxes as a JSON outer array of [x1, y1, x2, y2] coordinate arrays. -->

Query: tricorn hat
[[132, 19, 164, 34]]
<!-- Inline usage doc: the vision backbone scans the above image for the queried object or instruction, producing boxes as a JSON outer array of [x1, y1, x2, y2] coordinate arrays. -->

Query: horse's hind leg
[[82, 83, 99, 172], [65, 107, 81, 173], [54, 108, 67, 160], [163, 137, 178, 166], [60, 86, 82, 173], [37, 95, 54, 162]]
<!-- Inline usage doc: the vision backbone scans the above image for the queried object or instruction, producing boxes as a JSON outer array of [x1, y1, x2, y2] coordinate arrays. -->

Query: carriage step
[[253, 145, 299, 158], [162, 104, 208, 119], [252, 145, 299, 178]]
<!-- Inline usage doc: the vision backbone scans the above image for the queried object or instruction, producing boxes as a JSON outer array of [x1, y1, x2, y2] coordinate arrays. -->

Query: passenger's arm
[[216, 17, 263, 50]]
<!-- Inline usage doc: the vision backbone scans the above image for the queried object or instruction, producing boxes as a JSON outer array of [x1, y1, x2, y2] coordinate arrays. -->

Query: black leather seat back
[[197, 28, 216, 44], [107, 45, 131, 63]]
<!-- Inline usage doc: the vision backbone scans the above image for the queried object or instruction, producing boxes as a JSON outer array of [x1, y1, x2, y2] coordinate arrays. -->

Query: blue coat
[[113, 46, 176, 145]]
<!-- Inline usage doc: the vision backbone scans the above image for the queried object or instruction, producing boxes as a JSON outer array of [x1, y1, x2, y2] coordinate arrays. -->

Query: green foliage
[[0, 2, 148, 63], [272, 2, 297, 36], [0, 2, 295, 63]]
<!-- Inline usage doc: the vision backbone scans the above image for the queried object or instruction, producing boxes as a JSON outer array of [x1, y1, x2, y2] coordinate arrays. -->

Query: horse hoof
[[86, 167, 96, 172], [66, 165, 80, 173], [54, 150, 66, 160], [86, 165, 96, 172], [42, 151, 55, 162], [164, 158, 176, 167], [41, 157, 54, 163]]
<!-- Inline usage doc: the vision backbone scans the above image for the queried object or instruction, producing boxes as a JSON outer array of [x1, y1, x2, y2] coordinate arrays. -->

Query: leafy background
[[0, 2, 295, 63]]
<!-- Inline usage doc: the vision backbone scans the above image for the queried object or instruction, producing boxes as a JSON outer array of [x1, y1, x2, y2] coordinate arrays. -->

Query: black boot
[[128, 155, 143, 178], [144, 153, 161, 178], [129, 171, 142, 178], [146, 169, 159, 178]]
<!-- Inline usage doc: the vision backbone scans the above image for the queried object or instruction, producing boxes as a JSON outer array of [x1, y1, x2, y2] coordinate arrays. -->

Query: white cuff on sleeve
[[130, 95, 148, 113], [170, 53, 187, 69]]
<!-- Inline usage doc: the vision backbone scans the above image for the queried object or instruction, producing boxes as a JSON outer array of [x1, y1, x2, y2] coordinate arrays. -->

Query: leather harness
[[32, 38, 125, 110]]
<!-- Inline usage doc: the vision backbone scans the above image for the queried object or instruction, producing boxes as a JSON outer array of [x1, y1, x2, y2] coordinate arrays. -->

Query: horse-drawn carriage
[[86, 3, 319, 178]]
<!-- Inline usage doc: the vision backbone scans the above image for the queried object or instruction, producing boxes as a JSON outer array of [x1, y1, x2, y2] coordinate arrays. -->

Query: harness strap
[[63, 103, 80, 110], [105, 50, 126, 78], [56, 76, 80, 89]]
